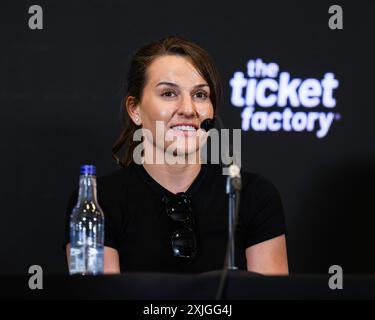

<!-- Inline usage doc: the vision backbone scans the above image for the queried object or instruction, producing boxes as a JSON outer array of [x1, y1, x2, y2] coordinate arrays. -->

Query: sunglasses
[[162, 192, 197, 260]]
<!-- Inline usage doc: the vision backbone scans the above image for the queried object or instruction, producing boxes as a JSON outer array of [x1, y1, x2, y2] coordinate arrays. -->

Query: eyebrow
[[156, 81, 209, 89]]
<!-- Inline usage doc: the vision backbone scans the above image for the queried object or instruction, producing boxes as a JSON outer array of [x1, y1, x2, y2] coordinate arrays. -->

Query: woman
[[65, 36, 289, 275]]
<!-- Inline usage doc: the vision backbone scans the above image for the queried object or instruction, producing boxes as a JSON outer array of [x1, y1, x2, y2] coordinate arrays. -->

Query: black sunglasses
[[162, 192, 197, 260]]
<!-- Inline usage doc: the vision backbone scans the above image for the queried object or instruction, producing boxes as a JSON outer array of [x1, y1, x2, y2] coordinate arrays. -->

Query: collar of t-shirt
[[132, 162, 209, 198]]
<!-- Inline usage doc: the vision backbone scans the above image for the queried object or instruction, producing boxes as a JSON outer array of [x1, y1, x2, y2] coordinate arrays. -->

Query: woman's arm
[[245, 234, 289, 275], [65, 244, 121, 274]]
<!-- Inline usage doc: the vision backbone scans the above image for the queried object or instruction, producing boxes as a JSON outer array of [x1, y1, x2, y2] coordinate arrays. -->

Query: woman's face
[[137, 55, 214, 160]]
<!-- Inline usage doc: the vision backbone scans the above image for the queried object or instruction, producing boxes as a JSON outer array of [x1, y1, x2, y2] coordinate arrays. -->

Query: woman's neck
[[143, 162, 201, 194]]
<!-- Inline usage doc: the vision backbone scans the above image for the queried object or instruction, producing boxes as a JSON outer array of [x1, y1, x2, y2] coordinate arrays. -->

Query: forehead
[[146, 55, 207, 86]]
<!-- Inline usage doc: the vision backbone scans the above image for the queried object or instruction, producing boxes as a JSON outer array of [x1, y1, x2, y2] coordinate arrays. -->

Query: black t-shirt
[[64, 163, 286, 273]]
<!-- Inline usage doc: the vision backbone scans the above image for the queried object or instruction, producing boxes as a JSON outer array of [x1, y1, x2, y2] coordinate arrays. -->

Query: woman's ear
[[125, 96, 142, 125]]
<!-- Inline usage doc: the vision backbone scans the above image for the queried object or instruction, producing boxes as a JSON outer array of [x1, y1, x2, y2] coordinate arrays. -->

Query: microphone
[[205, 115, 241, 300], [200, 117, 216, 131]]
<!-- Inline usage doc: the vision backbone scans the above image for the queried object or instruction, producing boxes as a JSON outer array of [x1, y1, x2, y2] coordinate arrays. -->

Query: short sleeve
[[240, 174, 287, 248], [63, 181, 121, 251]]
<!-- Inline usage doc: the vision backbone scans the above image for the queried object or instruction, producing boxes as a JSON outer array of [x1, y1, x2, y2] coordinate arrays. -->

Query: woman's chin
[[164, 147, 200, 163]]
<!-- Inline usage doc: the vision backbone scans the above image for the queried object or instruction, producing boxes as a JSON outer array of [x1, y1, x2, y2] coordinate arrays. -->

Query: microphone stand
[[214, 162, 242, 300], [211, 116, 242, 270], [200, 117, 242, 299], [213, 116, 242, 299], [226, 163, 242, 270]]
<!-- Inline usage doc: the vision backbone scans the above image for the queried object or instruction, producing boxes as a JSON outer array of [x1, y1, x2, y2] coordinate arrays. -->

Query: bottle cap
[[80, 164, 96, 175]]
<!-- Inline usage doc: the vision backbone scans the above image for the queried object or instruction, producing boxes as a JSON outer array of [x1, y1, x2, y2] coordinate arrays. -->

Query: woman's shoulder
[[95, 165, 135, 194], [242, 170, 279, 194], [97, 163, 135, 183]]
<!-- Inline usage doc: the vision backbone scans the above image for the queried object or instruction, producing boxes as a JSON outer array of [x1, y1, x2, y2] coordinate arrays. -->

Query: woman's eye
[[194, 91, 208, 99], [161, 91, 177, 98]]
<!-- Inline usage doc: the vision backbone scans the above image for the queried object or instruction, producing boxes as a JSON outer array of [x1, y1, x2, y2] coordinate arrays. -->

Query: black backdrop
[[1, 0, 374, 275]]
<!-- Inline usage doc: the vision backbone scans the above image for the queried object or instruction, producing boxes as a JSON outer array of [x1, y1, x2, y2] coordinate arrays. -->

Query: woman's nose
[[177, 94, 197, 117]]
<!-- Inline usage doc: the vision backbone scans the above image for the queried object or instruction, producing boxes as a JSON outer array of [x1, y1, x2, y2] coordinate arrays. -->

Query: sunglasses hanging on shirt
[[162, 192, 197, 261]]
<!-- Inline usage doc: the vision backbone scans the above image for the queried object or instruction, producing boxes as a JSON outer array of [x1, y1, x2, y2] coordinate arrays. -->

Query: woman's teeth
[[172, 125, 196, 131]]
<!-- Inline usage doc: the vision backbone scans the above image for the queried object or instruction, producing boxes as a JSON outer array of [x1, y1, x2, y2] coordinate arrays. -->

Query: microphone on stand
[[200, 115, 242, 300]]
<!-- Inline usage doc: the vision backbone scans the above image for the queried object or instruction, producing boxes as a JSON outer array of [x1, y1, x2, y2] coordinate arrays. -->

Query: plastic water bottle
[[69, 165, 104, 275]]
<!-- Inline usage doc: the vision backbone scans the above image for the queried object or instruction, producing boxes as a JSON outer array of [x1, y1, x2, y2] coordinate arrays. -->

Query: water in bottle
[[69, 165, 104, 275]]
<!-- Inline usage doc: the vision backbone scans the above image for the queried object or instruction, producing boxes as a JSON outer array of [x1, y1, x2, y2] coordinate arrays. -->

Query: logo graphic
[[328, 5, 344, 30], [229, 58, 340, 138], [131, 122, 242, 175], [28, 5, 43, 30], [328, 265, 343, 290], [28, 265, 43, 290]]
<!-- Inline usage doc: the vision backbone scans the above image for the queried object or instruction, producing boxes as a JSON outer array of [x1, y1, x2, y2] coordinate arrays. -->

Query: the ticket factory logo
[[229, 59, 340, 138]]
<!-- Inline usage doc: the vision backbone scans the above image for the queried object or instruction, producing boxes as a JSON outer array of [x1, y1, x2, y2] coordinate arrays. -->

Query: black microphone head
[[200, 117, 216, 131]]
